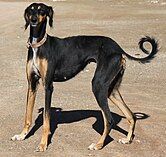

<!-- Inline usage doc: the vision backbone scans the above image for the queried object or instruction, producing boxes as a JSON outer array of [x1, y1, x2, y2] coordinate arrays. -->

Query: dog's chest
[[31, 38, 40, 75]]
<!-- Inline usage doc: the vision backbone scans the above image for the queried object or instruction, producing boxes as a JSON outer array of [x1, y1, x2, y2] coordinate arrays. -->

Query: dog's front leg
[[13, 85, 38, 140], [11, 87, 37, 141], [36, 82, 53, 152], [12, 62, 39, 141]]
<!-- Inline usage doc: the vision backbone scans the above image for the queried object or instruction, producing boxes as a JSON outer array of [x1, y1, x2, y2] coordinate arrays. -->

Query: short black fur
[[13, 3, 159, 152]]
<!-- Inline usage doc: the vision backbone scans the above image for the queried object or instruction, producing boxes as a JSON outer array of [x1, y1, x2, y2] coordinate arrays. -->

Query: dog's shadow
[[26, 107, 149, 147]]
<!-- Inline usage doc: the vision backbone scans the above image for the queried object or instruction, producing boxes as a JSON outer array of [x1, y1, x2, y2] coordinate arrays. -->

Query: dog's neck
[[29, 19, 47, 44]]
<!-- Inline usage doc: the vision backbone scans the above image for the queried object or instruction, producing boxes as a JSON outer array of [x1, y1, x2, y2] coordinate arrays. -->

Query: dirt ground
[[0, 0, 166, 157]]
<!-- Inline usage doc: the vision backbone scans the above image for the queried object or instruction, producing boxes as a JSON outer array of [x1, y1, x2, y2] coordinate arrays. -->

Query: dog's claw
[[11, 134, 26, 141], [118, 138, 131, 144], [88, 143, 103, 150]]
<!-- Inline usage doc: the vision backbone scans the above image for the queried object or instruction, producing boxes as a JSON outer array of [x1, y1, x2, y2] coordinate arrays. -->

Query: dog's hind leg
[[109, 90, 136, 144], [88, 54, 122, 150], [108, 57, 136, 144], [12, 61, 39, 141]]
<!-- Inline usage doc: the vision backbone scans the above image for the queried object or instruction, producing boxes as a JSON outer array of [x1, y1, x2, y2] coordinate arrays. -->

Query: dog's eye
[[29, 9, 35, 14]]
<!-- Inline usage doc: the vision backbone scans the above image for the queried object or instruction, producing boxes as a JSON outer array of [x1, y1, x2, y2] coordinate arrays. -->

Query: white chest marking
[[32, 37, 39, 75]]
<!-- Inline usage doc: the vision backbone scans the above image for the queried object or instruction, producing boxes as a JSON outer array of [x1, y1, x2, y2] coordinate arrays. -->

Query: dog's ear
[[47, 6, 54, 27], [24, 7, 30, 30]]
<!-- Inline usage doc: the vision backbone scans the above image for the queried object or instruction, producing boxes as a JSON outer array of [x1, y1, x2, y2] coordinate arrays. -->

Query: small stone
[[136, 139, 141, 143]]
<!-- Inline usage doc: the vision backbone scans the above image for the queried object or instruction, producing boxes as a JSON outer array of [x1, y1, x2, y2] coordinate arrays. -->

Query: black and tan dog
[[11, 3, 158, 152]]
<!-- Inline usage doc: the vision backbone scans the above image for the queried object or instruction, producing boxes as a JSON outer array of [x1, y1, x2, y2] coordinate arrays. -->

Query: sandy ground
[[0, 0, 166, 157]]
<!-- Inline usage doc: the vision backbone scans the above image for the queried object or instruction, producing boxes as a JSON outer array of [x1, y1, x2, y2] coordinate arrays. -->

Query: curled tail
[[122, 36, 159, 63]]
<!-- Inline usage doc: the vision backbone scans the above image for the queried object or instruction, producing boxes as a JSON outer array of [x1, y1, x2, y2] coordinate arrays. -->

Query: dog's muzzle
[[30, 16, 38, 27]]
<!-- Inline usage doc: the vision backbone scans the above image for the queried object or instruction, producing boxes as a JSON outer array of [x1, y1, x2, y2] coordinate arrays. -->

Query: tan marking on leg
[[97, 111, 110, 148], [38, 58, 48, 82], [37, 111, 51, 152], [22, 86, 37, 134], [109, 90, 136, 144], [88, 110, 110, 150], [24, 60, 38, 132], [12, 60, 38, 141], [36, 58, 50, 152]]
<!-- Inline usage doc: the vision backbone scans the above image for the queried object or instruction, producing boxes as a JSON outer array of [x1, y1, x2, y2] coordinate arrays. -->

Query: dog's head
[[24, 3, 54, 29]]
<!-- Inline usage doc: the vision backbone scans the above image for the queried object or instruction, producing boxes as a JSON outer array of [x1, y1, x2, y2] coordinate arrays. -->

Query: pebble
[[136, 139, 141, 143]]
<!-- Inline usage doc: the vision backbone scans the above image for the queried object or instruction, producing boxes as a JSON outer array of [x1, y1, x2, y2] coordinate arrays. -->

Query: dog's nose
[[31, 16, 38, 23]]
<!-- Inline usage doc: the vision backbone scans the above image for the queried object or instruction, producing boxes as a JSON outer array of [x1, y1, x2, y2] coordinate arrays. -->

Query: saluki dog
[[11, 3, 158, 152]]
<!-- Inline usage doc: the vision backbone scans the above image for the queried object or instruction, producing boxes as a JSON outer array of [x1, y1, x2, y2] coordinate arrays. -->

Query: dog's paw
[[88, 143, 103, 150], [35, 143, 47, 152], [118, 138, 131, 144], [11, 134, 26, 141]]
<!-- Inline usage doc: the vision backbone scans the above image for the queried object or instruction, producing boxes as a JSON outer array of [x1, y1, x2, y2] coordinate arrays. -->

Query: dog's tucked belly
[[53, 63, 88, 82]]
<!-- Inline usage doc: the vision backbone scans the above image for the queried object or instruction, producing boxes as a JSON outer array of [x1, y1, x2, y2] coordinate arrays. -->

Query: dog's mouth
[[30, 22, 38, 27]]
